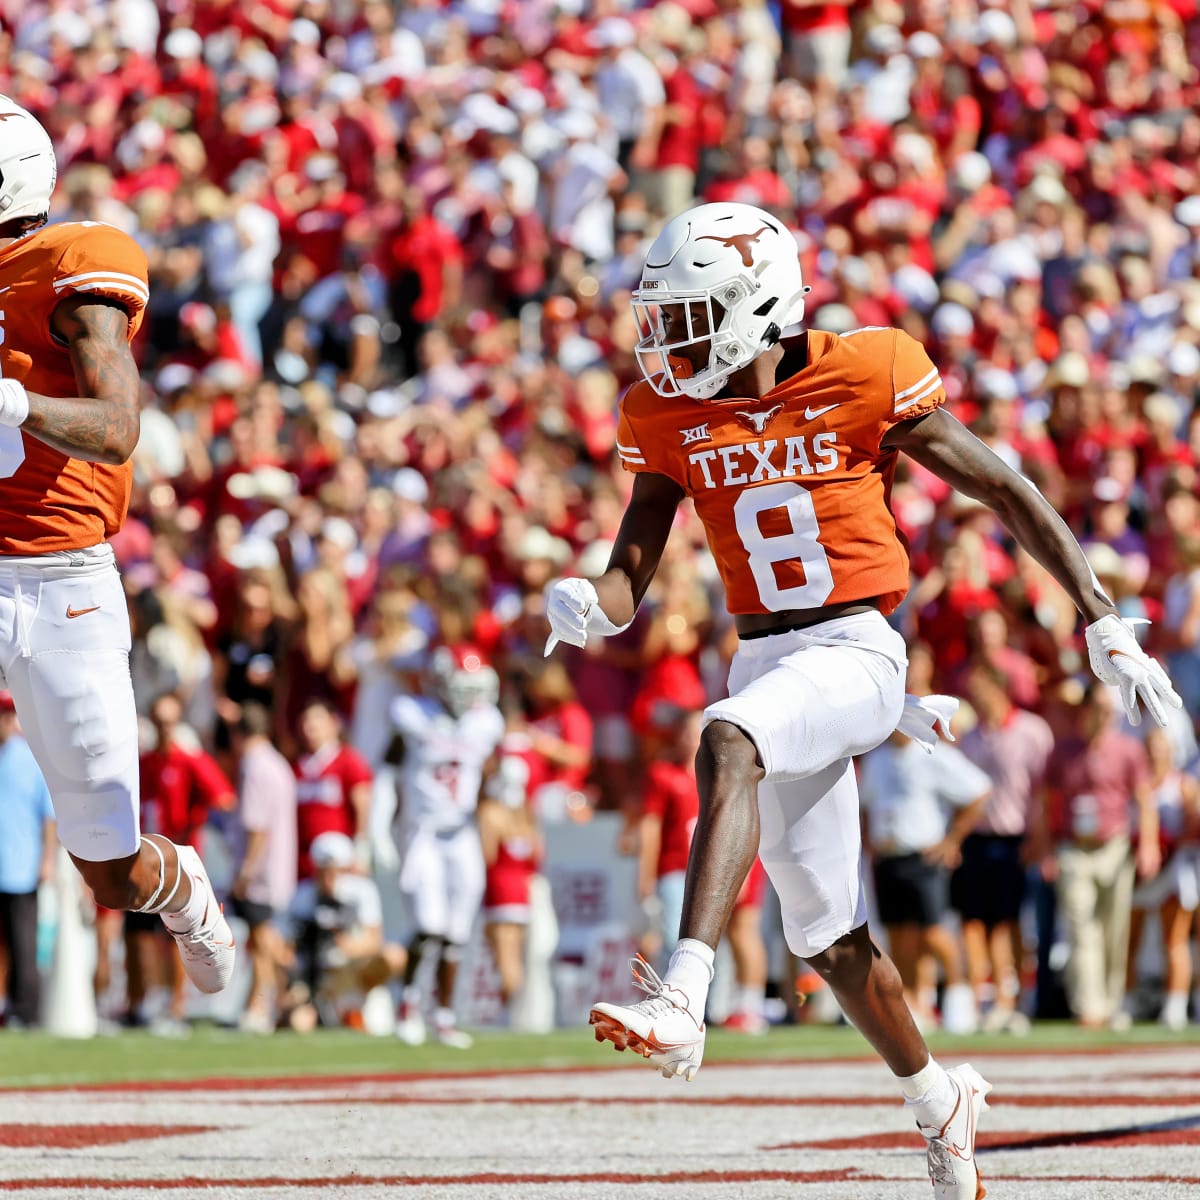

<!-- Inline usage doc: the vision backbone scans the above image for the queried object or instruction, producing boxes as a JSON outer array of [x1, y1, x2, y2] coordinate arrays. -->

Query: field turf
[[0, 1019, 1190, 1088]]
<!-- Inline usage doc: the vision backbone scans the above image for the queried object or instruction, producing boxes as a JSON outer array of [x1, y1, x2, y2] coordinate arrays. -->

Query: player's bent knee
[[803, 925, 875, 985], [73, 854, 140, 911], [698, 720, 764, 778], [442, 941, 466, 965]]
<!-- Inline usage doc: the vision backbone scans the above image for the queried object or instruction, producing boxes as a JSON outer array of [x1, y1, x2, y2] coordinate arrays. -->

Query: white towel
[[896, 693, 960, 753]]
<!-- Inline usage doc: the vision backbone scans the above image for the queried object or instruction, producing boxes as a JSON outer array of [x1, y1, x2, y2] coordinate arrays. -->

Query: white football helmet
[[632, 202, 809, 401], [0, 96, 56, 227], [429, 644, 500, 719]]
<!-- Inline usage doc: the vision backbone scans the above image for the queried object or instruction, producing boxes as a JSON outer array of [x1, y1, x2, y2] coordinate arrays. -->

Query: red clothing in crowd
[[484, 836, 541, 912], [780, 0, 850, 33], [285, 190, 367, 279], [387, 214, 463, 324], [705, 169, 792, 210], [294, 741, 373, 877], [643, 760, 768, 906], [159, 60, 218, 133], [484, 733, 547, 912], [630, 654, 707, 737], [655, 66, 703, 172], [1045, 729, 1150, 844], [642, 761, 699, 879], [139, 742, 234, 851], [529, 700, 593, 793], [917, 581, 1000, 672]]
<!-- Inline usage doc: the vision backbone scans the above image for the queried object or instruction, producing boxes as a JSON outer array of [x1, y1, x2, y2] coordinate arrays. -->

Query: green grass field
[[0, 1020, 1190, 1089]]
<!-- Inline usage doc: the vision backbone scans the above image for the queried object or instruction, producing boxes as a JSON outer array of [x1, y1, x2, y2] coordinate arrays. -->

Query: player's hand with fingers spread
[[1085, 614, 1183, 728], [543, 577, 627, 655]]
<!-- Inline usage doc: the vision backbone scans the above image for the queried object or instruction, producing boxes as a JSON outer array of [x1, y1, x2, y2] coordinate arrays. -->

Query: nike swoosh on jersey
[[804, 403, 840, 420], [65, 605, 101, 618]]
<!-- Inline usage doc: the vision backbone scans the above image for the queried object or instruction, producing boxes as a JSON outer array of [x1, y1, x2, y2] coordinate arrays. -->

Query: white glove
[[0, 379, 29, 427], [1085, 614, 1182, 728], [897, 693, 960, 754], [543, 577, 628, 655]]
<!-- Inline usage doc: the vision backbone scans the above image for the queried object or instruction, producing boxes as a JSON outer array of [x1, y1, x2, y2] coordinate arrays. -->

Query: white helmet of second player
[[0, 96, 57, 228], [429, 644, 500, 719], [632, 202, 809, 402]]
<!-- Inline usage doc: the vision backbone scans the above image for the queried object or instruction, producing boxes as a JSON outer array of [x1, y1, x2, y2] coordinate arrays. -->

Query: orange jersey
[[0, 221, 149, 555], [616, 327, 946, 616]]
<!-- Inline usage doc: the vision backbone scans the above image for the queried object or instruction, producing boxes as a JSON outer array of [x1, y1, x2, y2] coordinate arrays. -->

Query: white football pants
[[704, 611, 907, 958], [398, 823, 486, 946], [0, 544, 141, 860]]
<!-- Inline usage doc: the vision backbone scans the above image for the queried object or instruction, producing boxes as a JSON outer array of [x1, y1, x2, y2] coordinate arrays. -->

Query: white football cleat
[[164, 847, 235, 995], [238, 1007, 275, 1035], [396, 1000, 427, 1046], [915, 1063, 992, 1200], [433, 1017, 473, 1050], [940, 983, 978, 1036], [589, 956, 706, 1081]]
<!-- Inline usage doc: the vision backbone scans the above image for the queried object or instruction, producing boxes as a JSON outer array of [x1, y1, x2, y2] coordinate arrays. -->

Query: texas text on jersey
[[0, 221, 149, 554], [616, 326, 945, 616]]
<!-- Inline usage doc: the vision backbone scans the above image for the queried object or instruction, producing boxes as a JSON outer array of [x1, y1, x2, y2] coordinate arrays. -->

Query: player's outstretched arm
[[11, 296, 139, 465], [885, 407, 1115, 621], [544, 471, 683, 653], [885, 406, 1182, 726]]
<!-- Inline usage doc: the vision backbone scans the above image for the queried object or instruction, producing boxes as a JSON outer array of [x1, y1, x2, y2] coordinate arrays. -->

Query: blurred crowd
[[1, 0, 1200, 1036]]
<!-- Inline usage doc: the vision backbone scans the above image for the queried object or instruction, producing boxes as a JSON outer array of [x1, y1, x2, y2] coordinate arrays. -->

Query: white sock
[[434, 1006, 456, 1028], [1163, 991, 1189, 1025], [737, 984, 765, 1015], [160, 852, 206, 933], [898, 1057, 955, 1114], [664, 938, 715, 1020], [403, 985, 422, 1011]]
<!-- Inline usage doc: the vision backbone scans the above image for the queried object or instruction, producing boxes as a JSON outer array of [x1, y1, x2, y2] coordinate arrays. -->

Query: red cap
[[0, 691, 15, 713]]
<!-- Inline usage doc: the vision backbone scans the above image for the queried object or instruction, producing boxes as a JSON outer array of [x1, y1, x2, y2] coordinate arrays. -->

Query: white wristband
[[0, 379, 29, 428]]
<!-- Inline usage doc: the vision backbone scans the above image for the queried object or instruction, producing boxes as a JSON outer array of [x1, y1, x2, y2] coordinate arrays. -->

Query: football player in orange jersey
[[544, 202, 1181, 1199], [0, 97, 234, 1001]]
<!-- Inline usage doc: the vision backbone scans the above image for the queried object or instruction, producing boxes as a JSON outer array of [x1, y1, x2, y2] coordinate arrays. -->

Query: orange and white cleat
[[163, 847, 236, 995], [589, 956, 706, 1081], [915, 1063, 992, 1200]]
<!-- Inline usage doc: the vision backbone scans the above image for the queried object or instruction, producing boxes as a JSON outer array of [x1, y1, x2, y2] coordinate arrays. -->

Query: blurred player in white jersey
[[388, 645, 504, 1047], [0, 97, 233, 997]]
